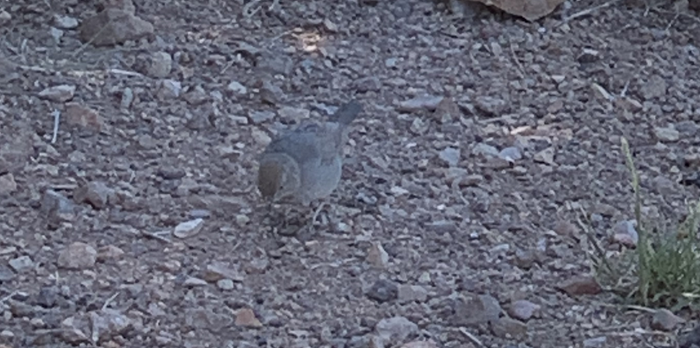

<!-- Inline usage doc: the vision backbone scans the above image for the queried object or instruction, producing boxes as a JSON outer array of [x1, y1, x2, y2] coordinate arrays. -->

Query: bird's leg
[[265, 201, 275, 233], [311, 200, 328, 227], [302, 199, 332, 235]]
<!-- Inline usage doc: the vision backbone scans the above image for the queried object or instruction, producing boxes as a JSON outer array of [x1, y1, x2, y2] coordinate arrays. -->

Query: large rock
[[78, 9, 153, 47]]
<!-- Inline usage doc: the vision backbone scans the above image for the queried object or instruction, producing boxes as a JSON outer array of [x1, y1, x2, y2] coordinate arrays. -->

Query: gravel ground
[[1, 0, 700, 347]]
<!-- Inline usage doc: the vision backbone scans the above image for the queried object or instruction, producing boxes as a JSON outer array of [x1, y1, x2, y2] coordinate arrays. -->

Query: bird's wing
[[264, 121, 324, 165]]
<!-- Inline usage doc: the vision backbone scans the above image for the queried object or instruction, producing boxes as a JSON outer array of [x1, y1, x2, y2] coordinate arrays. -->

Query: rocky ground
[[1, 0, 700, 347]]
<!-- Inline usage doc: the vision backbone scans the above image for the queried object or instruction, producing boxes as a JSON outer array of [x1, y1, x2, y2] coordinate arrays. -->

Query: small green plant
[[586, 137, 700, 310]]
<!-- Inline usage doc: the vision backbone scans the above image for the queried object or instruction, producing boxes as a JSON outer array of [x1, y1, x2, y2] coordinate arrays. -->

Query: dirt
[[1, 0, 700, 347]]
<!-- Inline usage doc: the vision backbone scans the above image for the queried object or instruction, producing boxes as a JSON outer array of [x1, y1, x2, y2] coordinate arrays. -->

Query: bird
[[256, 99, 363, 229]]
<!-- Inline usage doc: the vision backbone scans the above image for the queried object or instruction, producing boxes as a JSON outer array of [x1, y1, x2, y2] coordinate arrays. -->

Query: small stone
[[551, 74, 566, 83], [235, 214, 250, 226], [438, 147, 460, 167], [278, 106, 310, 122], [652, 175, 677, 196], [514, 248, 539, 270], [583, 336, 607, 348], [490, 243, 510, 254], [0, 173, 17, 195], [217, 279, 235, 290], [8, 255, 33, 273], [472, 143, 499, 158], [557, 275, 602, 296], [425, 220, 457, 234], [612, 233, 636, 248], [534, 147, 556, 165], [491, 317, 527, 338], [183, 85, 208, 106], [454, 294, 502, 326], [676, 120, 700, 135], [147, 51, 172, 78], [235, 308, 262, 328], [157, 165, 186, 180], [64, 103, 104, 132], [147, 302, 167, 317], [397, 284, 428, 303], [590, 82, 613, 101], [474, 95, 507, 115], [409, 117, 428, 135], [74, 181, 114, 209], [366, 279, 398, 303], [49, 27, 64, 42], [577, 48, 600, 63], [443, 167, 468, 185], [41, 189, 75, 222], [249, 110, 275, 124], [157, 79, 182, 99], [0, 11, 11, 23], [651, 308, 685, 331], [189, 209, 211, 219], [654, 126, 680, 142], [97, 245, 125, 261], [461, 174, 484, 186], [61, 316, 90, 344], [401, 341, 438, 348], [640, 75, 668, 100], [255, 49, 293, 76], [322, 18, 338, 32], [433, 97, 460, 124], [226, 81, 247, 95], [260, 81, 284, 105], [251, 128, 271, 145], [0, 265, 14, 281], [375, 316, 418, 343], [173, 218, 204, 238], [159, 260, 181, 273], [57, 242, 97, 270], [397, 95, 444, 112], [353, 76, 382, 93], [183, 276, 207, 287], [367, 242, 389, 268], [78, 9, 154, 46], [499, 147, 522, 162], [39, 84, 76, 102], [507, 300, 540, 321], [615, 96, 643, 111], [89, 309, 132, 342], [30, 317, 46, 327], [53, 15, 79, 29], [120, 87, 134, 109], [612, 220, 638, 247], [553, 220, 578, 237], [244, 258, 269, 274], [137, 134, 157, 149], [36, 286, 59, 307]]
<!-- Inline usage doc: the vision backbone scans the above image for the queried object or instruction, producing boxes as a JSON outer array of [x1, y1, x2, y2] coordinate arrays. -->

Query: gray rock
[[375, 316, 418, 343], [366, 279, 398, 303], [78, 9, 154, 46], [438, 147, 461, 167]]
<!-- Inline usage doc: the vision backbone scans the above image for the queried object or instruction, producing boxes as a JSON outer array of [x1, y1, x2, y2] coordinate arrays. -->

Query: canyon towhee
[[257, 100, 362, 227]]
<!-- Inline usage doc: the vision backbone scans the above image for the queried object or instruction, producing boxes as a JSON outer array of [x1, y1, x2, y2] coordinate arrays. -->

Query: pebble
[[438, 147, 461, 167], [57, 242, 97, 270], [366, 279, 398, 303]]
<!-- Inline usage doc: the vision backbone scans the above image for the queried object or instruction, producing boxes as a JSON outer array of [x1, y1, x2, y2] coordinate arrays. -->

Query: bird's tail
[[330, 100, 362, 125]]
